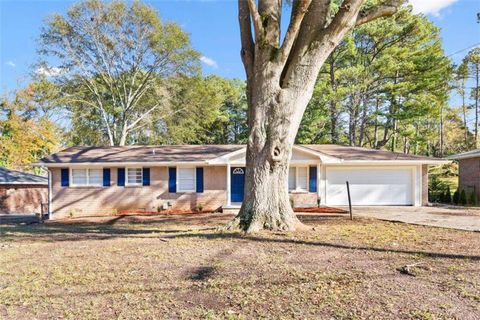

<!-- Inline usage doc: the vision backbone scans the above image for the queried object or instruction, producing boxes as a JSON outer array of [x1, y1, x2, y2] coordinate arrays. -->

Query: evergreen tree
[[460, 189, 467, 206], [444, 186, 452, 204], [452, 189, 460, 205]]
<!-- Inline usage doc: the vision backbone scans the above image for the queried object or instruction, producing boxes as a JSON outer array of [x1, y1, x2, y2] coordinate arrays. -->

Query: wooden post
[[346, 181, 353, 220]]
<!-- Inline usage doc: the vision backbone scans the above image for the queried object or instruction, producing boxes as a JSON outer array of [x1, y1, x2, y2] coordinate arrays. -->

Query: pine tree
[[444, 186, 452, 204], [452, 189, 460, 205]]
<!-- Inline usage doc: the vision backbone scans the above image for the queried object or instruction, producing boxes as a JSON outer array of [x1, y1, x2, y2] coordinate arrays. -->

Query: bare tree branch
[[278, 0, 312, 66], [247, 0, 264, 40], [356, 0, 404, 26]]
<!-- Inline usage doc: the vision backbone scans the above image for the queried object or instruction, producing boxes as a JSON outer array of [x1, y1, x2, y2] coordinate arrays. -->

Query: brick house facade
[[36, 145, 444, 220]]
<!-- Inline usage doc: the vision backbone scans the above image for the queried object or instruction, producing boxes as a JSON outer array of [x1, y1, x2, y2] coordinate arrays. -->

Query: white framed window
[[71, 168, 103, 186], [177, 167, 196, 192], [288, 167, 296, 191], [126, 167, 143, 186], [288, 166, 309, 192]]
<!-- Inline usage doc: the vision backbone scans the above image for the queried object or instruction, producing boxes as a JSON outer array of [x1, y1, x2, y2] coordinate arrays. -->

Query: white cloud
[[409, 0, 459, 16], [36, 66, 64, 77], [200, 56, 218, 68], [5, 61, 16, 67]]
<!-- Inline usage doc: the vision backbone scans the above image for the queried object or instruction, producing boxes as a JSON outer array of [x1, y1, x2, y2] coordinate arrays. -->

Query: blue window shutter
[[309, 166, 317, 193], [168, 167, 176, 193], [61, 168, 69, 187], [103, 168, 111, 187], [196, 167, 204, 193], [143, 168, 150, 186], [118, 168, 125, 187]]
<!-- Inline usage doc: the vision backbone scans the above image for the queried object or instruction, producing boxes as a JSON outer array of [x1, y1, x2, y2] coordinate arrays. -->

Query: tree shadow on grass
[[160, 232, 480, 262], [1, 214, 479, 262]]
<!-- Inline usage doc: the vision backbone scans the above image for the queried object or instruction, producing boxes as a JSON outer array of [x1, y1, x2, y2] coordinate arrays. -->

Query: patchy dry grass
[[1, 213, 479, 319]]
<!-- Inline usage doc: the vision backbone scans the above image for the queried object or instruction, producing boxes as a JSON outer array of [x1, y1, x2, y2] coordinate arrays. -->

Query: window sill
[[289, 190, 309, 194], [125, 185, 144, 188], [177, 190, 196, 193], [69, 185, 105, 189]]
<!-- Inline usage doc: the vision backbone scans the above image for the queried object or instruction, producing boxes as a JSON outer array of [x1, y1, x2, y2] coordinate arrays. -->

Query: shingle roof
[[301, 144, 440, 161], [38, 145, 244, 164], [0, 167, 48, 185], [37, 144, 443, 165]]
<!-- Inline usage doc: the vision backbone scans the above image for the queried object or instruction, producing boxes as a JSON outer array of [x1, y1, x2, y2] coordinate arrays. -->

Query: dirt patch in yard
[[1, 214, 479, 319]]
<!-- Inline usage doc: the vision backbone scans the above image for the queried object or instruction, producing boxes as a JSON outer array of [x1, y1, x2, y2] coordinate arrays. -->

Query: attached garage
[[325, 166, 418, 206]]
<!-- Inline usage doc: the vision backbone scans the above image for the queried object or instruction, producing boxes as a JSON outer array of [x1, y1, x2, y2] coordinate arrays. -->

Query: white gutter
[[323, 159, 450, 165], [446, 153, 480, 160], [47, 169, 52, 217], [0, 181, 48, 185]]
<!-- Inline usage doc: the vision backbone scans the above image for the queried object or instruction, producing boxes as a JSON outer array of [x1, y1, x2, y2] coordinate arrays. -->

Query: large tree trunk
[[228, 72, 312, 233], [231, 0, 403, 232]]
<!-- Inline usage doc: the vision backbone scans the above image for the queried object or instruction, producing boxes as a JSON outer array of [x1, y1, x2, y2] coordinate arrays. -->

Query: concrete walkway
[[349, 206, 480, 232]]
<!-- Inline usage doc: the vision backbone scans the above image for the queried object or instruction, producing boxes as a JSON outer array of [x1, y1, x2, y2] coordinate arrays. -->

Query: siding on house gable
[[50, 166, 227, 219]]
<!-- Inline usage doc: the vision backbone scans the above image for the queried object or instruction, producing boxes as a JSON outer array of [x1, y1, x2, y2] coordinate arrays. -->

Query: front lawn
[[0, 213, 479, 319]]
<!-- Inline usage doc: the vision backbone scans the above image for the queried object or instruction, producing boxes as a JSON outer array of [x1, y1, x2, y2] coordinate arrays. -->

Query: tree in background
[[65, 75, 247, 145], [38, 0, 199, 146], [0, 85, 62, 171], [459, 48, 480, 148], [298, 7, 452, 157], [158, 76, 247, 144], [454, 62, 472, 147]]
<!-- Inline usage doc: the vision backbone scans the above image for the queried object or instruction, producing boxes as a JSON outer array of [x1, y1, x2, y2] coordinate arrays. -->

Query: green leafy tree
[[38, 0, 199, 146], [0, 85, 62, 171], [297, 7, 453, 157], [460, 48, 480, 148]]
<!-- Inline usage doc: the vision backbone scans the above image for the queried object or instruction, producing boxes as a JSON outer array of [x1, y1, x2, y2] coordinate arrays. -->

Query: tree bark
[[227, 68, 312, 233], [230, 0, 403, 233]]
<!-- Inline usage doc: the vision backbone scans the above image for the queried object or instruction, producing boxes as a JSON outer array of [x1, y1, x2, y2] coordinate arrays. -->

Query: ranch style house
[[35, 144, 447, 219]]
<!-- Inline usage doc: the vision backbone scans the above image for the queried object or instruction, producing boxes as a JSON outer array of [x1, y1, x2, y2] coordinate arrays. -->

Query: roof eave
[[323, 159, 450, 165], [33, 161, 212, 167]]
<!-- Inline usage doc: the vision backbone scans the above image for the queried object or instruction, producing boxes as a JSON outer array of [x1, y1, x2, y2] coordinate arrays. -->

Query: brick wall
[[458, 158, 480, 198], [50, 166, 227, 219], [290, 192, 318, 207], [0, 184, 47, 214]]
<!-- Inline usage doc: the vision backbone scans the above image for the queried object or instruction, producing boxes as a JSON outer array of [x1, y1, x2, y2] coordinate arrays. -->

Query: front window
[[288, 167, 296, 191], [178, 167, 196, 192], [71, 168, 103, 186], [126, 168, 143, 186], [288, 166, 308, 192]]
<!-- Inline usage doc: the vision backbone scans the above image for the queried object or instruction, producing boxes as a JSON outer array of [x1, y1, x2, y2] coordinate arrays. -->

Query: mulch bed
[[294, 206, 348, 214], [118, 209, 217, 216], [48, 207, 347, 223]]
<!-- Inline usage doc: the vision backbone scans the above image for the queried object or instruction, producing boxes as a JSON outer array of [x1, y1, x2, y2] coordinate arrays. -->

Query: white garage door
[[326, 167, 414, 206]]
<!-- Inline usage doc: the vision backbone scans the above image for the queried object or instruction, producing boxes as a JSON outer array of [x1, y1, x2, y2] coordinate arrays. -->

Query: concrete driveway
[[349, 206, 480, 232]]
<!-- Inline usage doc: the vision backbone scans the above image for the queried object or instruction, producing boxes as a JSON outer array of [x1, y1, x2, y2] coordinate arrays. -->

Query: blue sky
[[0, 0, 479, 95]]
